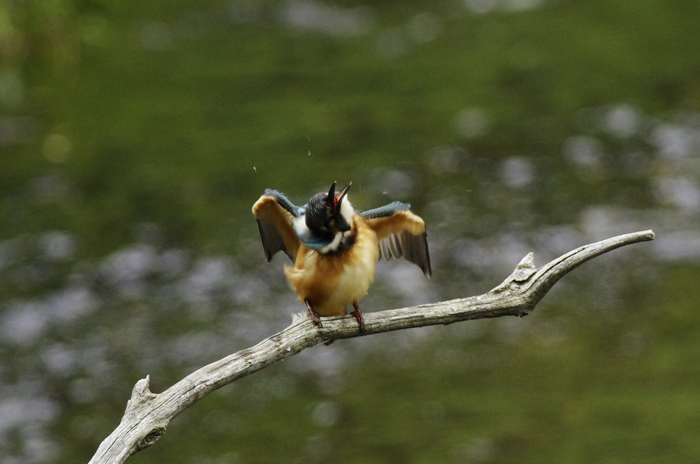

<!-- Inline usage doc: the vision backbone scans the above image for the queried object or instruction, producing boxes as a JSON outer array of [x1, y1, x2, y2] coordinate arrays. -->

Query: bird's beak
[[328, 182, 352, 232], [335, 182, 351, 209], [325, 182, 337, 214], [326, 182, 351, 212]]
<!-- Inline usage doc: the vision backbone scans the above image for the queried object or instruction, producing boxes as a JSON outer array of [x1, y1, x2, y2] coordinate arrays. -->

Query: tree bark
[[88, 230, 654, 464]]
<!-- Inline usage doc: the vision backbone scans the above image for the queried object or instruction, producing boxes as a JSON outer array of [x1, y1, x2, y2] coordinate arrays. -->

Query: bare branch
[[88, 230, 655, 464]]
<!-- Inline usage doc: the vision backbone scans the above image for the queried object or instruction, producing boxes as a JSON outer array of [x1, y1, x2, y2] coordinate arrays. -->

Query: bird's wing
[[360, 201, 432, 277], [252, 189, 303, 262]]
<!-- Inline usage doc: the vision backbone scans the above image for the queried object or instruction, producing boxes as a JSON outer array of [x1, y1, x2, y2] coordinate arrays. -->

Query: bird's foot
[[351, 301, 366, 333], [305, 300, 323, 328]]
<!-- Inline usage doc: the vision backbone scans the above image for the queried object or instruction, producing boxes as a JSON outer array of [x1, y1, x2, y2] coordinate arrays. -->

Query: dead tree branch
[[89, 230, 655, 464]]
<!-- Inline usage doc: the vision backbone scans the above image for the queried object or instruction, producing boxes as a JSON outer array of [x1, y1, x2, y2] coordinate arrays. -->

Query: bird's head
[[294, 182, 354, 252]]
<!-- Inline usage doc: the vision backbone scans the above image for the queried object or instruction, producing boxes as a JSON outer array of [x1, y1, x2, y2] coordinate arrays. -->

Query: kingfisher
[[252, 182, 431, 332]]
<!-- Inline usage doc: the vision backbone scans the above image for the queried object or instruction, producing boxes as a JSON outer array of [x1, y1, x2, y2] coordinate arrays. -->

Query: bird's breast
[[285, 219, 379, 316]]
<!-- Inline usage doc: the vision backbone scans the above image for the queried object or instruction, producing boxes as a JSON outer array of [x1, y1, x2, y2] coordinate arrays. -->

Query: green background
[[1, 0, 700, 463]]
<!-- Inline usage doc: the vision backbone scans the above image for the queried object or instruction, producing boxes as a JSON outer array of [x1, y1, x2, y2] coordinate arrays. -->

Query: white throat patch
[[339, 198, 354, 225], [293, 215, 310, 238], [318, 232, 344, 254]]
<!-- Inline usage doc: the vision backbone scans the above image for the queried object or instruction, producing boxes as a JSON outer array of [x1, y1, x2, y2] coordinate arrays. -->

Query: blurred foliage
[[1, 0, 700, 463], [3, 0, 698, 255]]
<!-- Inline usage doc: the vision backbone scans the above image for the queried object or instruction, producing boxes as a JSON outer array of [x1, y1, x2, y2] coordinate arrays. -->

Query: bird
[[252, 182, 431, 332]]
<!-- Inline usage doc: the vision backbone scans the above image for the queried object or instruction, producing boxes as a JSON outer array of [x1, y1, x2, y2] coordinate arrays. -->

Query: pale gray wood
[[89, 230, 655, 463]]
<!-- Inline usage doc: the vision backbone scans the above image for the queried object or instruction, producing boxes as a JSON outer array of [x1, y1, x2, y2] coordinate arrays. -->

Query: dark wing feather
[[252, 190, 303, 262], [360, 201, 432, 277]]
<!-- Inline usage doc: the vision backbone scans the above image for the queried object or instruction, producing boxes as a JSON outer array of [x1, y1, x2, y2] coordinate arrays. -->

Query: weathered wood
[[89, 230, 655, 464]]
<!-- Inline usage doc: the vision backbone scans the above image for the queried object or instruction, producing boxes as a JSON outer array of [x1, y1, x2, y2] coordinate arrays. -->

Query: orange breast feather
[[285, 218, 379, 316]]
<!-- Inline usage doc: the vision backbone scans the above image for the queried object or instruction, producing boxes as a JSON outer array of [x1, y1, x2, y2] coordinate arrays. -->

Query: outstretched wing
[[252, 189, 303, 262], [360, 201, 431, 277]]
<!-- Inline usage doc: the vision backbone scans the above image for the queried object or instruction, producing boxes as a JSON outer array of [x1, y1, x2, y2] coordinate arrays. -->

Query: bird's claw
[[352, 301, 366, 333], [305, 300, 323, 328]]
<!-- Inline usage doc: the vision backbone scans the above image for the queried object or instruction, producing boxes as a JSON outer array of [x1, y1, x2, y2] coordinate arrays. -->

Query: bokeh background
[[2, 0, 700, 463]]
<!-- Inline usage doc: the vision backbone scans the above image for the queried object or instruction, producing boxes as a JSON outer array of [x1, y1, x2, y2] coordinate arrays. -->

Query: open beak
[[326, 182, 351, 212], [327, 182, 336, 202], [328, 182, 352, 232], [335, 182, 351, 210]]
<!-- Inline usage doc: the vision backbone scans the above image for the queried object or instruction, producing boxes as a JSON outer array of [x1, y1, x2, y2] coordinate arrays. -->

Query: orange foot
[[351, 300, 366, 333], [305, 300, 323, 328]]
